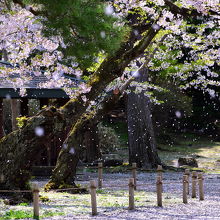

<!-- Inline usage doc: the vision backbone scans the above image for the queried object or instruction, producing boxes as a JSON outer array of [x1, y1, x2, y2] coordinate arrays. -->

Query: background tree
[[127, 66, 161, 168], [147, 7, 220, 135]]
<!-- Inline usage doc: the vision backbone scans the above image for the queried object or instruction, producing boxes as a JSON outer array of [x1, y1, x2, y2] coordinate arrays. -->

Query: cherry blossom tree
[[0, 0, 219, 194]]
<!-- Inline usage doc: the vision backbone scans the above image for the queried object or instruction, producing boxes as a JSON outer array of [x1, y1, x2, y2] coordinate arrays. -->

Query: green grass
[[100, 120, 220, 169], [0, 209, 65, 220], [18, 203, 28, 207], [77, 164, 130, 175], [104, 122, 220, 171], [157, 132, 220, 170], [0, 210, 33, 220]]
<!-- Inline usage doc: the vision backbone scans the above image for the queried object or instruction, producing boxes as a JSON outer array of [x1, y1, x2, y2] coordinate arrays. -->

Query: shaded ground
[[157, 133, 220, 172], [105, 123, 220, 172], [113, 130, 220, 172]]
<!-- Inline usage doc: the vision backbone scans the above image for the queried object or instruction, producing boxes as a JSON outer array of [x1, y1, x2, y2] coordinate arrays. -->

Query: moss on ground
[[157, 133, 220, 171], [101, 126, 220, 171]]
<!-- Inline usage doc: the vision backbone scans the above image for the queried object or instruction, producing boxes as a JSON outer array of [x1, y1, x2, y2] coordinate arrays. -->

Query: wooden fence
[[0, 164, 205, 219]]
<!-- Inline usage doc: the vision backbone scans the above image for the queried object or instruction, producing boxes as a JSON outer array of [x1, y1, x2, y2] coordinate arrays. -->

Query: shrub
[[97, 123, 120, 153]]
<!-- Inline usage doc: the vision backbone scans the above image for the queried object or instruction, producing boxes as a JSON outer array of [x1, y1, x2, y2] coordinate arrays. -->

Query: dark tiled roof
[[0, 60, 80, 89], [0, 74, 51, 89], [0, 60, 80, 98], [0, 61, 50, 89]]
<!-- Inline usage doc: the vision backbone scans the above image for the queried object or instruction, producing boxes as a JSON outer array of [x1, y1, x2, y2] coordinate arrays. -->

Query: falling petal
[[69, 147, 75, 155], [35, 127, 44, 136]]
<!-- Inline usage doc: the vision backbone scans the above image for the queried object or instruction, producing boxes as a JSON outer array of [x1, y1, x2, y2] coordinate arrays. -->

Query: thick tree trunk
[[127, 67, 161, 169], [45, 90, 124, 190], [45, 28, 159, 189], [45, 117, 90, 190], [83, 122, 100, 163], [0, 26, 158, 191], [0, 107, 65, 190]]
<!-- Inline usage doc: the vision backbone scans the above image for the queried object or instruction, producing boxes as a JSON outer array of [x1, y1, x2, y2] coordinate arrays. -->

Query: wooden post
[[20, 98, 29, 116], [0, 98, 4, 139], [183, 175, 188, 204], [128, 178, 135, 210], [132, 163, 137, 190], [156, 176, 163, 207], [184, 169, 190, 195], [11, 99, 20, 131], [90, 180, 97, 216], [157, 165, 163, 192], [32, 183, 40, 220], [157, 165, 163, 179], [98, 162, 103, 189], [198, 173, 204, 201], [191, 171, 197, 198]]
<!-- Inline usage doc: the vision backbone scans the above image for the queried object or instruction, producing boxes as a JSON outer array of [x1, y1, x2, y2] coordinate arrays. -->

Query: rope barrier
[[53, 187, 86, 192], [163, 181, 182, 184], [101, 181, 182, 189], [135, 183, 156, 187], [0, 189, 33, 193], [0, 169, 206, 219], [0, 181, 189, 193], [102, 184, 128, 188], [98, 194, 128, 198], [0, 188, 88, 193], [0, 182, 184, 193], [97, 194, 154, 199]]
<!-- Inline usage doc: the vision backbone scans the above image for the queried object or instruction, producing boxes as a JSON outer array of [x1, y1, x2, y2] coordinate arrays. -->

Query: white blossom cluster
[[0, 0, 219, 98], [0, 5, 83, 96]]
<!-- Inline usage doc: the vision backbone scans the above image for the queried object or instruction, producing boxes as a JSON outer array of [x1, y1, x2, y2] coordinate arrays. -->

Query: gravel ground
[[39, 172, 220, 220]]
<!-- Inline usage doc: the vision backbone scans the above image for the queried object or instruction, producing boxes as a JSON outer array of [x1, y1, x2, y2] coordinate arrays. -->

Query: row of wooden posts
[[92, 163, 205, 215], [31, 163, 204, 218]]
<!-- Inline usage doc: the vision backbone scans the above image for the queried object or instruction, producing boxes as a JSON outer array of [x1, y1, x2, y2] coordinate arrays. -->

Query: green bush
[[97, 123, 120, 153]]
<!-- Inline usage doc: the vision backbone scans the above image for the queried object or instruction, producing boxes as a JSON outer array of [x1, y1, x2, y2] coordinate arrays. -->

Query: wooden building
[[0, 60, 79, 166]]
